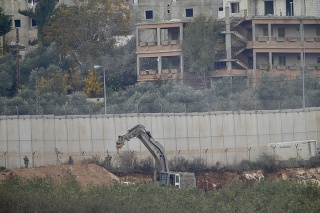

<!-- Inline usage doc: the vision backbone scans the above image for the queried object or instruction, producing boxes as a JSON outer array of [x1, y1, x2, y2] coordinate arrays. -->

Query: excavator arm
[[116, 124, 169, 173]]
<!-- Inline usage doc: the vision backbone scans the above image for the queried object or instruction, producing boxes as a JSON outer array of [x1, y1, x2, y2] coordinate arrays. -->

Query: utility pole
[[16, 28, 20, 92]]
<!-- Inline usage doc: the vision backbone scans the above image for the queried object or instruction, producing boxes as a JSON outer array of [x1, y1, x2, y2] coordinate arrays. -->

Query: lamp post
[[94, 65, 107, 114]]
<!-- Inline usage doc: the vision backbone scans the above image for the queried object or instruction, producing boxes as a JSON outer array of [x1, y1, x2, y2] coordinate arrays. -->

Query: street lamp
[[94, 65, 107, 114]]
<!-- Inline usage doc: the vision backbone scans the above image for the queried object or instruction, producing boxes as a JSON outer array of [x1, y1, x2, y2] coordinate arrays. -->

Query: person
[[23, 156, 29, 168], [68, 156, 74, 165]]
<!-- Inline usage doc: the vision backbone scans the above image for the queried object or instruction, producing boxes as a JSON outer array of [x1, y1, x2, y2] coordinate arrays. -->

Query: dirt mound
[[0, 163, 119, 188]]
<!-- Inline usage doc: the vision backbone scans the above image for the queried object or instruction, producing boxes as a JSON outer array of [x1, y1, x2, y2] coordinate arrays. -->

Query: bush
[[1, 176, 320, 213], [255, 153, 278, 173]]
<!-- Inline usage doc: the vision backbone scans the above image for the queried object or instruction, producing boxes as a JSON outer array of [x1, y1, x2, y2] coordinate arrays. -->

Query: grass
[[0, 175, 320, 213]]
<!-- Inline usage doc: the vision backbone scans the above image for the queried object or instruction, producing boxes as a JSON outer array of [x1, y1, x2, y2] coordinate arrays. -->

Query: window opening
[[31, 19, 37, 27], [286, 0, 294, 16], [230, 2, 239, 13], [279, 56, 286, 66], [145, 10, 153, 19], [263, 28, 268, 36], [316, 27, 320, 36], [278, 28, 285, 37], [14, 20, 21, 28], [264, 1, 274, 15], [186, 8, 193, 17]]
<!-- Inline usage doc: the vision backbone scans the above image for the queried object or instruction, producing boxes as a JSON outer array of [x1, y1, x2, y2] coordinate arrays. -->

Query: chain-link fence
[[0, 99, 312, 116]]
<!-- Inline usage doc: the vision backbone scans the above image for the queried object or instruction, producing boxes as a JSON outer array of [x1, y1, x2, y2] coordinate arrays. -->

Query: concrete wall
[[1, 108, 319, 169]]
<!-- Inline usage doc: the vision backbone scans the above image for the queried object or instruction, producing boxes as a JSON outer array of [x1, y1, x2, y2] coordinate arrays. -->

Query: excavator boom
[[116, 124, 169, 173]]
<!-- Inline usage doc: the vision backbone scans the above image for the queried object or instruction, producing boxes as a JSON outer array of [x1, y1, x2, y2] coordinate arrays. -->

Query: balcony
[[140, 70, 157, 75], [257, 36, 268, 42], [276, 37, 286, 42]]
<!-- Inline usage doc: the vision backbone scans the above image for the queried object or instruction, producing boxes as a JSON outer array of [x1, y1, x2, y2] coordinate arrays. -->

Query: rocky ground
[[1, 163, 320, 190]]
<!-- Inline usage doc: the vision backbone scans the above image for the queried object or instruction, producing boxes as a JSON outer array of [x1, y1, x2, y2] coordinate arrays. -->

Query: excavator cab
[[159, 172, 181, 188]]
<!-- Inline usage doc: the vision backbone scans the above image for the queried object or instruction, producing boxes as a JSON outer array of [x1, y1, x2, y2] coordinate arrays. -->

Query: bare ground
[[1, 164, 320, 190]]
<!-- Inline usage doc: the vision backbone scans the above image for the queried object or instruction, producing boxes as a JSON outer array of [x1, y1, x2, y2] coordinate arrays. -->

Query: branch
[[18, 9, 36, 19]]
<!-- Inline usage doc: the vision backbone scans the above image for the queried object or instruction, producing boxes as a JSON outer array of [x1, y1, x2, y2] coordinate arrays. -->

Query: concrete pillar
[[179, 23, 183, 42], [180, 55, 184, 73], [300, 52, 304, 70], [180, 23, 184, 73], [269, 52, 272, 70], [137, 57, 140, 76], [225, 6, 232, 70], [253, 51, 256, 71], [136, 28, 139, 47], [252, 22, 256, 41], [268, 23, 271, 41], [300, 20, 304, 42], [157, 27, 161, 45], [158, 56, 162, 74]]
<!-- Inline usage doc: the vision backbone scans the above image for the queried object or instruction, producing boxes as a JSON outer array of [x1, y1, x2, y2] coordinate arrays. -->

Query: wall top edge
[[0, 107, 319, 120]]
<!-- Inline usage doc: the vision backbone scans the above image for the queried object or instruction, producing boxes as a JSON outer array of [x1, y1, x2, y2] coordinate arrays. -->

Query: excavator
[[116, 124, 196, 189]]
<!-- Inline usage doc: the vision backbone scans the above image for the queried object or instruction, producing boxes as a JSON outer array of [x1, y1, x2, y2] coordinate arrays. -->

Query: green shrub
[[1, 175, 320, 213]]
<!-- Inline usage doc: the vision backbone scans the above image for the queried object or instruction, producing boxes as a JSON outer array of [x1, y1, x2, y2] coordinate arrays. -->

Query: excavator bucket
[[116, 136, 125, 151]]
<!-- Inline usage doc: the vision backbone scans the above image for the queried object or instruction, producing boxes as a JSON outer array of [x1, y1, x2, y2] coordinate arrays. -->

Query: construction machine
[[116, 124, 196, 189]]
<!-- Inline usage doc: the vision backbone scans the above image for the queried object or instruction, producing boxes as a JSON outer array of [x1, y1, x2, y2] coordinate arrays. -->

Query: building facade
[[135, 0, 320, 86], [134, 0, 223, 84], [0, 0, 75, 57]]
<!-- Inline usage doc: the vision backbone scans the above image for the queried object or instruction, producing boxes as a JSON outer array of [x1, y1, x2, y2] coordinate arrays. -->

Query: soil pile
[[0, 163, 119, 188]]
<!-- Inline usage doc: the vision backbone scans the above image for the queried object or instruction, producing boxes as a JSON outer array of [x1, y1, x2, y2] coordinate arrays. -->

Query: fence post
[[32, 151, 36, 167], [225, 149, 228, 166], [15, 106, 18, 117], [87, 106, 91, 116], [159, 103, 163, 114]]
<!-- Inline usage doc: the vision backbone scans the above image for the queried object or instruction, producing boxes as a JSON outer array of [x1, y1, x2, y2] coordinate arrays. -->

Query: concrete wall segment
[[1, 108, 320, 168]]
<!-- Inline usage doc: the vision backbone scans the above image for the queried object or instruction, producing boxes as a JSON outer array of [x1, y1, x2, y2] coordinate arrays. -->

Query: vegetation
[[182, 15, 222, 88], [0, 7, 12, 36], [19, 0, 57, 38], [42, 0, 131, 60], [0, 175, 320, 213]]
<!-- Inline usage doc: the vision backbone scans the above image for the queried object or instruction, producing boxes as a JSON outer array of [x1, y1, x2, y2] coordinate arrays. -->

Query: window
[[31, 19, 37, 27], [186, 8, 193, 17], [316, 27, 320, 36], [145, 10, 153, 19], [263, 27, 273, 36], [231, 2, 240, 13], [317, 56, 320, 64], [14, 20, 21, 28], [219, 7, 223, 11], [279, 56, 286, 66], [263, 28, 268, 36], [264, 1, 274, 15], [278, 28, 285, 37]]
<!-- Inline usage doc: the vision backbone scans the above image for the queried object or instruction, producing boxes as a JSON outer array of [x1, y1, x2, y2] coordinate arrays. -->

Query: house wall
[[131, 0, 222, 23]]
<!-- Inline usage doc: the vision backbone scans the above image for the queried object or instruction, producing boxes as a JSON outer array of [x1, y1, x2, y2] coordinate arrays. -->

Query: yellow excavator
[[116, 124, 196, 189]]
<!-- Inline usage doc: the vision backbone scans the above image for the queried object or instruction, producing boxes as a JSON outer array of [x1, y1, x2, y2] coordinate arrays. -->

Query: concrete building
[[135, 0, 320, 86], [134, 0, 223, 84], [0, 0, 75, 57]]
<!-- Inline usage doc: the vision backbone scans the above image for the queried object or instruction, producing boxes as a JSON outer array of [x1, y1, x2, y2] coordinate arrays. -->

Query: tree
[[18, 0, 57, 37], [0, 7, 12, 36], [83, 70, 103, 96], [0, 7, 12, 56], [97, 37, 137, 90], [182, 15, 222, 88], [42, 0, 131, 60]]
